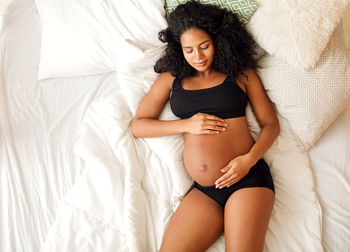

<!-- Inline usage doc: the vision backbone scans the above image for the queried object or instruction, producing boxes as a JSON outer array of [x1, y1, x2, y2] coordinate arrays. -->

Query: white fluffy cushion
[[258, 30, 350, 151], [34, 0, 167, 80], [247, 0, 350, 70]]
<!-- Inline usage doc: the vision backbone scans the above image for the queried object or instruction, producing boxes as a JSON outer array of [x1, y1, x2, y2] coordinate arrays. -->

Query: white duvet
[[41, 44, 324, 251]]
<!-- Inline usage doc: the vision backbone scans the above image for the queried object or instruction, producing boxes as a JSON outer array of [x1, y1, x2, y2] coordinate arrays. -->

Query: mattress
[[0, 2, 349, 252]]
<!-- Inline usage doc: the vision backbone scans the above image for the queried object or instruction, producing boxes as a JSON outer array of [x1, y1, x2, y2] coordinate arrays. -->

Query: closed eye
[[184, 43, 209, 54], [185, 46, 208, 54]]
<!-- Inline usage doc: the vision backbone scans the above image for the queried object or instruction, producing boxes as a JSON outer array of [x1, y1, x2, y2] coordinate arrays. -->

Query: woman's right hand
[[183, 113, 228, 135]]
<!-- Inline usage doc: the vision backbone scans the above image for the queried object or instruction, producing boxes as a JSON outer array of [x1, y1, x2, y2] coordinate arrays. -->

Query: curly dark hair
[[154, 1, 259, 80]]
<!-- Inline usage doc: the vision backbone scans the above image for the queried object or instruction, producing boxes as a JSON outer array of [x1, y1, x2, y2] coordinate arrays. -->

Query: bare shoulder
[[235, 69, 261, 92], [133, 72, 176, 120], [238, 69, 261, 84], [154, 71, 176, 89], [238, 68, 278, 126]]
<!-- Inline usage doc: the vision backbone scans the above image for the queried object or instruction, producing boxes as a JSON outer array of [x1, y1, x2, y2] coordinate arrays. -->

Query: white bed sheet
[[0, 2, 349, 252], [0, 4, 119, 252], [310, 105, 350, 252]]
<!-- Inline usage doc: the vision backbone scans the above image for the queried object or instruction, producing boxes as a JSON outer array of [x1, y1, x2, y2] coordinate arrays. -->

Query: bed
[[1, 0, 349, 251]]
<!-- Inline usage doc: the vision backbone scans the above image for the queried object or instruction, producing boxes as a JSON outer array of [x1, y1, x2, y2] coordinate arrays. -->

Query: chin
[[192, 64, 208, 72], [191, 61, 213, 72], [195, 66, 210, 72]]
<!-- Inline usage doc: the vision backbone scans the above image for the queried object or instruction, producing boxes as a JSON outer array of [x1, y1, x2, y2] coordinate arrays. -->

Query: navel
[[199, 163, 208, 171]]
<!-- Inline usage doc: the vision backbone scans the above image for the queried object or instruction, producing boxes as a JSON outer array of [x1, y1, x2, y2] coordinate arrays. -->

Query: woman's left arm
[[215, 69, 279, 189], [243, 68, 280, 164]]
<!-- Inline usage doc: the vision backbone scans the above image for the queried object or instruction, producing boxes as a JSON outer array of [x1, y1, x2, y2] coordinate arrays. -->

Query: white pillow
[[0, 0, 33, 15], [258, 30, 350, 151], [34, 0, 167, 80], [247, 0, 350, 70]]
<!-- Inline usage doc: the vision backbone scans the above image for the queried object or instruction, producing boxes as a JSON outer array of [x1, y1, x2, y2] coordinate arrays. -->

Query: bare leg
[[224, 187, 274, 252], [159, 187, 224, 252]]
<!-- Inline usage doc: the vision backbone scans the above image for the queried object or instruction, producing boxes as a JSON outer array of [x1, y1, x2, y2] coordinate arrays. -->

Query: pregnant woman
[[131, 2, 280, 251]]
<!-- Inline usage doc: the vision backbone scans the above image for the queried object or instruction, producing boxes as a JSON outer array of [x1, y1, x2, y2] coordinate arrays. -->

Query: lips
[[194, 60, 207, 67]]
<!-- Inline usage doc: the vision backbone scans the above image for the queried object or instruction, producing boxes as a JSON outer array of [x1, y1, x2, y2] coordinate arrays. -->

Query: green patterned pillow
[[164, 0, 258, 25]]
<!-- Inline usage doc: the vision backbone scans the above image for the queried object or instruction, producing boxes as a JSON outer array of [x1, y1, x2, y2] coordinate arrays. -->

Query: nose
[[194, 49, 204, 60]]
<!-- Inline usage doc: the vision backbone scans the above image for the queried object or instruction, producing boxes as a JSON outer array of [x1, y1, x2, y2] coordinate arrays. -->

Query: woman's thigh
[[224, 187, 275, 252], [159, 187, 224, 252]]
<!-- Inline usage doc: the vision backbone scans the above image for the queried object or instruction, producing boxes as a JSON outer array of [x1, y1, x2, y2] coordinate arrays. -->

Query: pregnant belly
[[183, 117, 255, 186]]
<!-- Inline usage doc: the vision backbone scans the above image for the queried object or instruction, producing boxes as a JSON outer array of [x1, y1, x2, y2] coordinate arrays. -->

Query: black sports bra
[[170, 75, 248, 119]]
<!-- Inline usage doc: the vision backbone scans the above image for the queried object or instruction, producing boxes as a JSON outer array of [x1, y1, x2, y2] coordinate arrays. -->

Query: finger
[[226, 176, 242, 187], [221, 161, 237, 173], [215, 174, 227, 185], [204, 125, 226, 132], [219, 177, 239, 188], [219, 181, 232, 188], [203, 129, 220, 135], [220, 165, 230, 173], [203, 114, 225, 122], [205, 120, 228, 127], [217, 172, 241, 188], [222, 173, 247, 188], [222, 180, 236, 188], [215, 172, 232, 186], [218, 178, 235, 189]]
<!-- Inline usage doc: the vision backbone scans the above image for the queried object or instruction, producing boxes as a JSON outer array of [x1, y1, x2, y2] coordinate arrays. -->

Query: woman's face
[[180, 28, 215, 72]]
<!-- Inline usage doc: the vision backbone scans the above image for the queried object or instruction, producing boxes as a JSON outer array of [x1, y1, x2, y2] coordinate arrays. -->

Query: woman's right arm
[[131, 72, 227, 138], [131, 72, 185, 138]]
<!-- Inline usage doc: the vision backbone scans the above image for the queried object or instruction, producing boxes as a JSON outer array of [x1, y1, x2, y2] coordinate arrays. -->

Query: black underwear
[[191, 159, 275, 208]]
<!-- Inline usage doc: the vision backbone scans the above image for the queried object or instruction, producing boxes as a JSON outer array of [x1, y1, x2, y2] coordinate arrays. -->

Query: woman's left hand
[[215, 154, 256, 189]]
